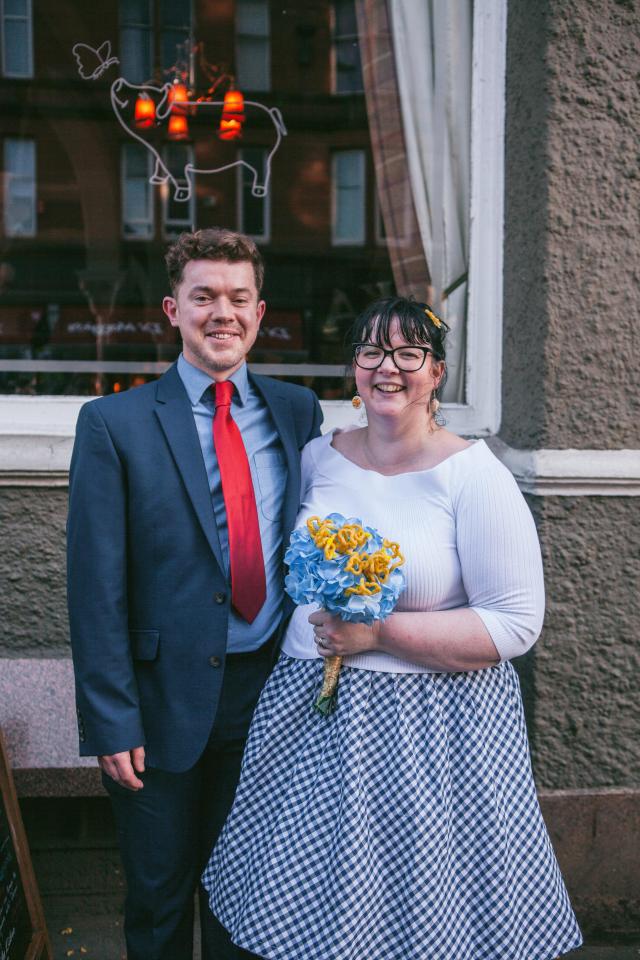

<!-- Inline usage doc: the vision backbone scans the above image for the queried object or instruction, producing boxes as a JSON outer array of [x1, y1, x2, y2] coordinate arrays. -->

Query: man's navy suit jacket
[[67, 362, 323, 772]]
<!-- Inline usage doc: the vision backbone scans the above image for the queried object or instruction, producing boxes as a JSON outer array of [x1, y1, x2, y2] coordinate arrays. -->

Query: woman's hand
[[309, 610, 379, 658]]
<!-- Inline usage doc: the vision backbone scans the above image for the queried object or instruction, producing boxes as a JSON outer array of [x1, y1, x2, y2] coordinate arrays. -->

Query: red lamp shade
[[222, 89, 245, 117], [218, 117, 243, 140], [168, 113, 189, 140], [218, 89, 245, 140], [168, 82, 189, 114], [134, 94, 156, 128]]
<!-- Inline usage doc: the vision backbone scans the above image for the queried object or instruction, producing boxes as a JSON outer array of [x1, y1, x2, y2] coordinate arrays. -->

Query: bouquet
[[285, 513, 406, 716]]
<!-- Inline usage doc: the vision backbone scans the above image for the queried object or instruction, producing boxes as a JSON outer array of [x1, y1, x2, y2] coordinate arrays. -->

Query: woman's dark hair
[[348, 296, 449, 361]]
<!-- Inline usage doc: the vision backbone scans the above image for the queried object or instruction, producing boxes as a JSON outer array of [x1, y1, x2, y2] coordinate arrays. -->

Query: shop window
[[238, 148, 270, 242], [162, 143, 195, 238], [333, 0, 362, 94], [0, 0, 506, 439], [1, 0, 32, 78], [332, 150, 365, 245], [3, 138, 36, 236], [122, 143, 154, 240], [235, 0, 270, 92]]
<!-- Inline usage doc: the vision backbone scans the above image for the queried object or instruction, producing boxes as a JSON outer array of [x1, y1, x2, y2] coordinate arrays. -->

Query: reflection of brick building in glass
[[0, 0, 396, 397]]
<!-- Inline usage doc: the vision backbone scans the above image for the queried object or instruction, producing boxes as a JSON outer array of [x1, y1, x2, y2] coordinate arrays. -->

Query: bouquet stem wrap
[[285, 514, 406, 717]]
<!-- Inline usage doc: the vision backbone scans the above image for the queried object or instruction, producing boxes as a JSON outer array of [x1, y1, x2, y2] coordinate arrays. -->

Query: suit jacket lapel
[[250, 373, 301, 542], [154, 364, 225, 571]]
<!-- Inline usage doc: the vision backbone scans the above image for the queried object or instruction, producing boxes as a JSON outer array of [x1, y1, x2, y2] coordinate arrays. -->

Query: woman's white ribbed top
[[281, 428, 545, 672]]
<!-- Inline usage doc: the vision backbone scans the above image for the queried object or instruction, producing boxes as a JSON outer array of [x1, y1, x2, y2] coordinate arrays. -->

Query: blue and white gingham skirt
[[203, 655, 582, 960]]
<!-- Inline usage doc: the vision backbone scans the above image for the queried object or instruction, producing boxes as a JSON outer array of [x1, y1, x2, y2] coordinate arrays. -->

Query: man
[[67, 228, 323, 959]]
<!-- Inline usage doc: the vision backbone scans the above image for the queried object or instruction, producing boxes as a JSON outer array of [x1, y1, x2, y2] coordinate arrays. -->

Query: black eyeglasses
[[353, 343, 433, 372]]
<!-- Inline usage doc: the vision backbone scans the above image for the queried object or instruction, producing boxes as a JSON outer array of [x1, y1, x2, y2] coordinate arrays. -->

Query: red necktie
[[212, 380, 266, 623]]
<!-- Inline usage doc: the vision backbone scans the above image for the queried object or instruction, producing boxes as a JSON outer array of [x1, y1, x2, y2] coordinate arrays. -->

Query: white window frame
[[121, 143, 155, 241], [0, 0, 33, 78], [161, 143, 195, 239], [237, 147, 271, 243], [235, 0, 271, 92], [331, 0, 363, 95], [331, 149, 366, 246], [3, 137, 36, 237], [0, 0, 506, 462]]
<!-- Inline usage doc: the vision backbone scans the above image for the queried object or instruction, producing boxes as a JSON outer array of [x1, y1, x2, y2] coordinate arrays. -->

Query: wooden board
[[0, 728, 52, 960]]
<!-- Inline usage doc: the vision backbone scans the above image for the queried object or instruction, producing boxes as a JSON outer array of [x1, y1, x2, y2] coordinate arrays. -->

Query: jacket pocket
[[129, 629, 160, 661]]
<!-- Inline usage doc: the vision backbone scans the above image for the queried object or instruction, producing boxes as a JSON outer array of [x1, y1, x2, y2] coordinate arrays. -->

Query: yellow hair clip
[[424, 307, 442, 329]]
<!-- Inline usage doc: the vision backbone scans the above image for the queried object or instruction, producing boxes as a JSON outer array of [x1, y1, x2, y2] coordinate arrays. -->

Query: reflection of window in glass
[[236, 0, 270, 92], [162, 144, 195, 238], [1, 0, 33, 78], [333, 0, 363, 94], [3, 138, 36, 236], [120, 0, 152, 84], [161, 0, 191, 72], [121, 0, 191, 82], [122, 143, 154, 239], [332, 150, 365, 246], [238, 148, 270, 241]]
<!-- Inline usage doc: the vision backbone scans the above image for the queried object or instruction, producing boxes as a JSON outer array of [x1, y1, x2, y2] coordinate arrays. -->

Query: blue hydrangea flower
[[285, 513, 406, 624]]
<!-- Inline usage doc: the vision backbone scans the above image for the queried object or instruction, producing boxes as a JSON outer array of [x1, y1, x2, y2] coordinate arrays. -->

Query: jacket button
[[214, 592, 226, 604], [209, 656, 221, 668]]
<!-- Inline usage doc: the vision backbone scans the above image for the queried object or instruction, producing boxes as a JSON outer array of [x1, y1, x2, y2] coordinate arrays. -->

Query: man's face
[[162, 259, 265, 380]]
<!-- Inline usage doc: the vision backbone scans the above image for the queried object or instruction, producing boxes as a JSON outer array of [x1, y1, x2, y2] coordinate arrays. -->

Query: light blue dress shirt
[[177, 354, 287, 652]]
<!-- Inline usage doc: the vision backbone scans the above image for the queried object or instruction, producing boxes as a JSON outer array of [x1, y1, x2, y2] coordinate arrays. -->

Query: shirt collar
[[177, 354, 250, 407]]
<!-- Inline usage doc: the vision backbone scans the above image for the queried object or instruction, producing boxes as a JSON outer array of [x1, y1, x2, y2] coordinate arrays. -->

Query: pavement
[[42, 895, 640, 960]]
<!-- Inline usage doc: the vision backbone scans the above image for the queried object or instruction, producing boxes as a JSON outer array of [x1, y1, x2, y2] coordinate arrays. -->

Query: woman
[[203, 297, 582, 960]]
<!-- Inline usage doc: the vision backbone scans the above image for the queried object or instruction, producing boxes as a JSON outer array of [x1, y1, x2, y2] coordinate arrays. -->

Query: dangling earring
[[431, 392, 440, 415], [352, 394, 362, 409]]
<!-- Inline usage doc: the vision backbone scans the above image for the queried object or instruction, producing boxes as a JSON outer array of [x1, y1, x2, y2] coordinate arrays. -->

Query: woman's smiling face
[[354, 317, 444, 419]]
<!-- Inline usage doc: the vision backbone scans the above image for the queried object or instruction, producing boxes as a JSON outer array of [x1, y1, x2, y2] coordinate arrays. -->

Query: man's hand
[[98, 746, 146, 791]]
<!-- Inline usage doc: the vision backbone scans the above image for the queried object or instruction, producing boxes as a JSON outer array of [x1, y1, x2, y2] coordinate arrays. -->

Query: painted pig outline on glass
[[72, 42, 287, 202]]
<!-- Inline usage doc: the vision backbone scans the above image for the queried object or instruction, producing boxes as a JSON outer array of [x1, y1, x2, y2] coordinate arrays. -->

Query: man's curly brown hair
[[165, 228, 265, 295]]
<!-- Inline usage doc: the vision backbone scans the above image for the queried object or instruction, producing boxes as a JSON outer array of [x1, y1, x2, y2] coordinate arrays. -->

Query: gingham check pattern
[[203, 657, 582, 960]]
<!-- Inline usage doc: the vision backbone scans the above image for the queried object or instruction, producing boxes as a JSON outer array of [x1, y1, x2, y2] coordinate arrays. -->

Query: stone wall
[[0, 488, 69, 656], [503, 0, 640, 450], [501, 0, 640, 793]]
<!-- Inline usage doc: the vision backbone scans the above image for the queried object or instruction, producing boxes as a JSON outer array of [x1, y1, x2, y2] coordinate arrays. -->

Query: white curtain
[[388, 0, 472, 403]]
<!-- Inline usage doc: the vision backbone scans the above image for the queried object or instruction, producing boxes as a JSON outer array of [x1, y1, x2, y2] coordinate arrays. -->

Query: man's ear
[[256, 299, 266, 325], [163, 296, 178, 326]]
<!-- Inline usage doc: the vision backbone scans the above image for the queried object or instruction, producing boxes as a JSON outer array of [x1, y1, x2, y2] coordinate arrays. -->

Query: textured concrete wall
[[502, 0, 640, 449], [527, 495, 640, 789], [0, 488, 69, 656]]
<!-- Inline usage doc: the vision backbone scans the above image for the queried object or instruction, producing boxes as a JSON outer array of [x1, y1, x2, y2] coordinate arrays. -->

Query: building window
[[1, 0, 33, 78], [332, 150, 365, 245], [3, 138, 36, 237], [333, 0, 363, 94], [237, 148, 270, 241], [162, 144, 195, 238], [122, 143, 154, 239], [120, 1, 192, 85], [160, 0, 191, 72], [120, 0, 152, 84], [235, 0, 270, 92]]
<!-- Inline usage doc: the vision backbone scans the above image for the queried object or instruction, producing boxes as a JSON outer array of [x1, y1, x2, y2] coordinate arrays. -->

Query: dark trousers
[[104, 646, 272, 960]]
